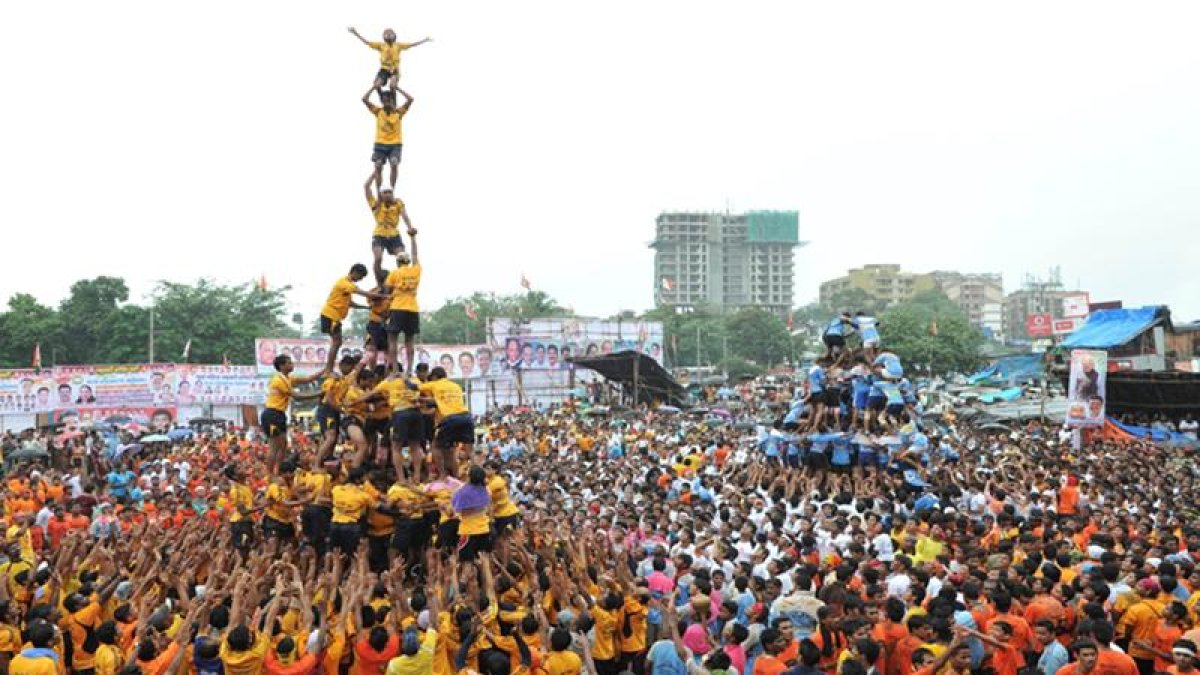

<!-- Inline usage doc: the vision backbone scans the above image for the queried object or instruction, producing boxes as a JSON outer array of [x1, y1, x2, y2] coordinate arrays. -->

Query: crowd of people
[[4, 24, 1200, 675]]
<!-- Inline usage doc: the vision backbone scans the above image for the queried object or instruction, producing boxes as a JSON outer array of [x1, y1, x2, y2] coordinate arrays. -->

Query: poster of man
[[1066, 349, 1107, 427]]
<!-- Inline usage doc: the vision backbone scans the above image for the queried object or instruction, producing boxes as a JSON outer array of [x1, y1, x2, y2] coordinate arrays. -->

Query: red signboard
[[1052, 318, 1085, 336], [1026, 314, 1053, 338]]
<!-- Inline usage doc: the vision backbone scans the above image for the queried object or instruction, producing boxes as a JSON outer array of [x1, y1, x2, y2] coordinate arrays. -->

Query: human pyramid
[[258, 27, 475, 486]]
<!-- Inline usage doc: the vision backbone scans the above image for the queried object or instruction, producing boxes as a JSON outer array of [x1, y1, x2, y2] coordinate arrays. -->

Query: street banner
[[1066, 349, 1107, 427]]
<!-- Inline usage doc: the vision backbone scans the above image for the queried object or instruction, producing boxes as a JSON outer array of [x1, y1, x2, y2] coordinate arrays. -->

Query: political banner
[[54, 364, 179, 408], [0, 369, 57, 413], [176, 365, 264, 405], [254, 337, 489, 379], [48, 406, 178, 431], [488, 318, 665, 371], [1066, 349, 1107, 428]]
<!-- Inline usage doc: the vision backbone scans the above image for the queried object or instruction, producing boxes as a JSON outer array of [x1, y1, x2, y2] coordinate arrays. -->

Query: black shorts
[[436, 413, 474, 448], [231, 520, 254, 548], [364, 416, 390, 439], [823, 333, 845, 349], [340, 415, 366, 433], [371, 236, 405, 255], [391, 517, 431, 551], [376, 68, 395, 83], [422, 414, 434, 443], [262, 516, 296, 540], [391, 409, 424, 445], [330, 522, 363, 555], [386, 310, 420, 338], [316, 405, 341, 434], [365, 321, 390, 351], [823, 388, 843, 407], [492, 514, 521, 534], [457, 531, 493, 561], [320, 315, 343, 336], [372, 143, 403, 164], [260, 409, 288, 438], [437, 519, 460, 551], [301, 505, 332, 548]]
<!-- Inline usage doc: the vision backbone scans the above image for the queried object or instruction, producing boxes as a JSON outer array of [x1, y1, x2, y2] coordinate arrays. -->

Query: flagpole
[[148, 303, 156, 363]]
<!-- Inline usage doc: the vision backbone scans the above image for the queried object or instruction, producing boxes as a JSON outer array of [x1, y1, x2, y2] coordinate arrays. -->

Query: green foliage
[[879, 290, 984, 375], [0, 277, 298, 367], [719, 356, 764, 380], [724, 308, 790, 367], [821, 286, 886, 315]]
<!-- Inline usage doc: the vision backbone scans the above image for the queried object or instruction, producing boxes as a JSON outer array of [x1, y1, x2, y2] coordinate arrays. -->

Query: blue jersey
[[824, 318, 852, 337], [807, 366, 826, 394], [853, 316, 880, 342]]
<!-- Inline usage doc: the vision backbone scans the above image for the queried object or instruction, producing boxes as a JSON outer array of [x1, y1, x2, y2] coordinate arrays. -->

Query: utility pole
[[695, 325, 702, 368]]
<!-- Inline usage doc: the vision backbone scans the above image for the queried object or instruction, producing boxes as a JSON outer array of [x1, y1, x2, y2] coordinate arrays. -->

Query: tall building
[[1002, 270, 1088, 343], [651, 210, 801, 317], [932, 272, 1004, 339], [819, 266, 1004, 336], [818, 265, 938, 309]]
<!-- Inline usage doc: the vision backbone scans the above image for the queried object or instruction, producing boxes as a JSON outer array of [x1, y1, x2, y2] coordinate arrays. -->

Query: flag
[[32, 343, 41, 371], [787, 312, 794, 332], [520, 274, 531, 290], [929, 315, 939, 337], [465, 303, 477, 320], [181, 339, 192, 360], [257, 274, 268, 291], [661, 277, 674, 292]]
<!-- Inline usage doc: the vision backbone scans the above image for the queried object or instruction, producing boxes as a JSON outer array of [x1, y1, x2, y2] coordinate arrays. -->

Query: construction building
[[932, 271, 1005, 339], [651, 210, 801, 317]]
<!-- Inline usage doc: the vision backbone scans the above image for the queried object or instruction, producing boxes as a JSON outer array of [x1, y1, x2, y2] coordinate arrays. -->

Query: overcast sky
[[2, 1, 1198, 326]]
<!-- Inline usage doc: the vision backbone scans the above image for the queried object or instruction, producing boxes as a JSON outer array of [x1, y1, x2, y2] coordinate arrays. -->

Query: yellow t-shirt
[[590, 605, 621, 661], [321, 277, 359, 322], [7, 653, 58, 675], [368, 195, 404, 238], [387, 484, 426, 519], [374, 108, 404, 145], [295, 470, 332, 504], [67, 599, 103, 669], [94, 643, 124, 675], [487, 475, 519, 519], [265, 483, 293, 522], [266, 373, 293, 412], [385, 265, 421, 313], [228, 483, 254, 523], [377, 378, 421, 412], [458, 508, 490, 537], [368, 294, 390, 325], [220, 631, 269, 675], [331, 485, 374, 524], [342, 385, 370, 419], [419, 379, 468, 418], [364, 483, 394, 538], [321, 375, 350, 409], [368, 41, 409, 71], [543, 650, 582, 675]]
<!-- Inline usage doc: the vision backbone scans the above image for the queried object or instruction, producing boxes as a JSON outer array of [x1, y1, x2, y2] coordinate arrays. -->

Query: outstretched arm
[[347, 27, 371, 46], [293, 367, 331, 387], [363, 176, 377, 205], [407, 37, 432, 49], [408, 230, 419, 265]]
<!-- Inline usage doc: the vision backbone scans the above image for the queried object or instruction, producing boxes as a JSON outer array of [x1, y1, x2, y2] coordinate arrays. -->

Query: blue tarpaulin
[[1108, 417, 1196, 445], [1061, 307, 1163, 349], [968, 354, 1044, 385]]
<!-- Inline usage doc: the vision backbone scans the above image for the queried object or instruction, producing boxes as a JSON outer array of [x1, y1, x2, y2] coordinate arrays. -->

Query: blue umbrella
[[168, 428, 194, 441]]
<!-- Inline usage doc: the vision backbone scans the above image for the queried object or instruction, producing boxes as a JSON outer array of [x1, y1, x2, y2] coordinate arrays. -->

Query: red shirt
[[352, 635, 399, 675]]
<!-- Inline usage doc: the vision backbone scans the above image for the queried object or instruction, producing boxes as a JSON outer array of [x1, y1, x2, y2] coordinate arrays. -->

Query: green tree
[[150, 279, 299, 363], [724, 308, 790, 368], [879, 290, 984, 375], [58, 276, 130, 364], [0, 294, 64, 367], [821, 286, 886, 315]]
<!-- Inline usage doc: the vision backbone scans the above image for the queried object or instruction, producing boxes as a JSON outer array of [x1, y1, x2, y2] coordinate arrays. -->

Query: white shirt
[[886, 573, 912, 599], [872, 533, 895, 562]]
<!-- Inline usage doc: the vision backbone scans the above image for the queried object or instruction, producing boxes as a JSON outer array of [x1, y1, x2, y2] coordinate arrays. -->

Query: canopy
[[1061, 306, 1164, 349], [968, 354, 1044, 386], [1104, 417, 1196, 445], [568, 351, 687, 407]]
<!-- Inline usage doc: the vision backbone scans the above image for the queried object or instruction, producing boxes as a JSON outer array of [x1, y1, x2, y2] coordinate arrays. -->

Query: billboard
[[487, 318, 665, 371], [1061, 293, 1091, 319], [253, 337, 489, 378], [1052, 318, 1086, 336], [1065, 349, 1107, 428], [54, 364, 179, 408], [0, 369, 56, 414], [1026, 314, 1053, 338], [176, 365, 264, 405], [48, 406, 178, 431]]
